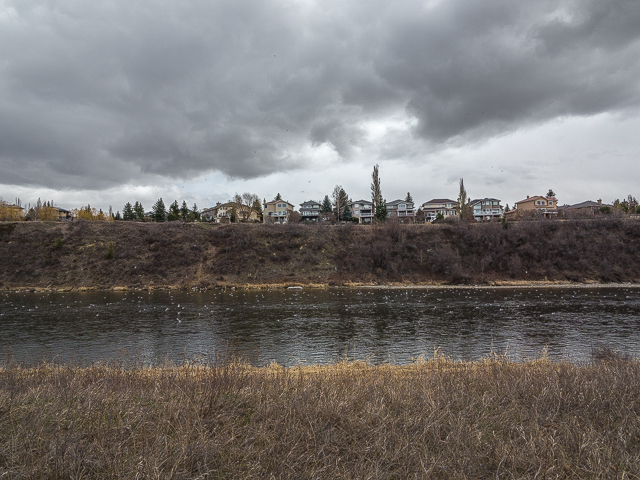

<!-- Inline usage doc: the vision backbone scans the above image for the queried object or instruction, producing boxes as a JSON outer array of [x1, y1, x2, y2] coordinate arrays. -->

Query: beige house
[[386, 199, 416, 222], [0, 201, 24, 221], [349, 200, 374, 223], [263, 199, 295, 223], [509, 195, 558, 218], [419, 199, 457, 222], [202, 202, 258, 223]]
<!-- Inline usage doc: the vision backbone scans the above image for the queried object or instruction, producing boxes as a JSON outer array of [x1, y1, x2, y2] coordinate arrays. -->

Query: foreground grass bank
[[2, 355, 640, 478]]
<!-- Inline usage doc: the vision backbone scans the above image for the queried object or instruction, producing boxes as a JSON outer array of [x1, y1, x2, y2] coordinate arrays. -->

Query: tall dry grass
[[1, 352, 640, 479]]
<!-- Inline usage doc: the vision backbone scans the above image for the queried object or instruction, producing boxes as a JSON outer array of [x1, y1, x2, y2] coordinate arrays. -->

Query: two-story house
[[511, 195, 558, 218], [201, 202, 235, 223], [0, 201, 24, 221], [419, 199, 457, 222], [263, 199, 295, 223], [386, 200, 416, 222], [349, 200, 374, 223], [299, 200, 321, 221], [470, 198, 504, 221]]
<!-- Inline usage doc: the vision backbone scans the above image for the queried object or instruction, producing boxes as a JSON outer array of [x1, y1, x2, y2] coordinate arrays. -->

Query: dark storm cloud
[[1, 0, 639, 188]]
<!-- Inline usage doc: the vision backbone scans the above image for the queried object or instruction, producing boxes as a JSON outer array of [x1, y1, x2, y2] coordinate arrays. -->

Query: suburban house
[[56, 207, 74, 221], [201, 202, 234, 223], [470, 198, 504, 221], [419, 199, 457, 222], [202, 202, 258, 223], [509, 195, 558, 218], [299, 200, 321, 221], [386, 199, 416, 222], [0, 201, 24, 220], [349, 200, 374, 223], [263, 199, 295, 223], [557, 200, 611, 217], [200, 207, 217, 222]]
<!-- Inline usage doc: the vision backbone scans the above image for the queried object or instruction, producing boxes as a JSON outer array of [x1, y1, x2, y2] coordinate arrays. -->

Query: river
[[2, 286, 640, 366]]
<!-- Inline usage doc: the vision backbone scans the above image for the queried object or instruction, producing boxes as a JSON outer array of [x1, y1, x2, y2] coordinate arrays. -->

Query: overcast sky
[[1, 0, 640, 212]]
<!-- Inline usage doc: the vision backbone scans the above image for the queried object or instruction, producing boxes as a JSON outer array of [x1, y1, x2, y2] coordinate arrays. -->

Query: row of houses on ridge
[[243, 197, 507, 224], [3, 194, 626, 223]]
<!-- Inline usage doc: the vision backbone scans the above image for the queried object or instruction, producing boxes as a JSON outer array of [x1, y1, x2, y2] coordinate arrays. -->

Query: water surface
[[2, 287, 640, 365]]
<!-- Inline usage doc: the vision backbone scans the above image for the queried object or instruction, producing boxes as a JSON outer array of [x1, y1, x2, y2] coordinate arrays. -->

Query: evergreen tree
[[321, 195, 332, 213], [191, 203, 200, 221], [114, 211, 122, 220], [546, 189, 556, 198], [134, 201, 145, 221], [122, 202, 134, 221], [342, 204, 353, 222], [180, 201, 189, 220], [405, 192, 413, 203], [152, 198, 166, 222], [375, 200, 388, 222], [275, 193, 282, 201], [229, 207, 237, 223], [168, 200, 180, 221], [505, 204, 510, 212]]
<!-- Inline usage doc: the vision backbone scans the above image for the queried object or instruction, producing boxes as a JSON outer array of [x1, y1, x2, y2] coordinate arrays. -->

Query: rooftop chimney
[[598, 199, 602, 205]]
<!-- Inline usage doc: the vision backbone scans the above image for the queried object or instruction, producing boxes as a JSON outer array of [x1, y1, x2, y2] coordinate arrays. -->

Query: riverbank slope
[[1, 219, 639, 290]]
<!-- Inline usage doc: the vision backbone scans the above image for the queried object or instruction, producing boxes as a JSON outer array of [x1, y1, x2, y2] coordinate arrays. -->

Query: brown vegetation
[[1, 353, 640, 478], [1, 218, 640, 290]]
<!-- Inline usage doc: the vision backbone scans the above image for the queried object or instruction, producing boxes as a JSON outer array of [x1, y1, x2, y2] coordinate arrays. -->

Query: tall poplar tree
[[456, 178, 472, 220], [371, 164, 387, 221]]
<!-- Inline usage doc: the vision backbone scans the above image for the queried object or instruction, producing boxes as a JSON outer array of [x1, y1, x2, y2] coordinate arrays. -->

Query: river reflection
[[2, 287, 640, 366]]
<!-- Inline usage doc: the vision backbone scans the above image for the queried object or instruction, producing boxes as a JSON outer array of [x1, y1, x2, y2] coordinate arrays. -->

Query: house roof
[[422, 199, 456, 205], [515, 196, 557, 205], [0, 201, 23, 209], [386, 199, 413, 206], [470, 198, 501, 206], [558, 200, 610, 210], [349, 199, 373, 205], [299, 200, 320, 207], [264, 199, 294, 207]]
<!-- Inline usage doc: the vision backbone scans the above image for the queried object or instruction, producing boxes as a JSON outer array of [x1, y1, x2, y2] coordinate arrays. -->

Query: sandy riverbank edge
[[3, 280, 640, 293]]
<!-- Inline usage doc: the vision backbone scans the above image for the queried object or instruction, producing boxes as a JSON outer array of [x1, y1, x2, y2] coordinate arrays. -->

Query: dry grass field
[[2, 351, 640, 479]]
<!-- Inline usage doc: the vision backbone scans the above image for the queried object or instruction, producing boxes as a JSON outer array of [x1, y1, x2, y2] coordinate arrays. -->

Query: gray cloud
[[1, 0, 639, 189]]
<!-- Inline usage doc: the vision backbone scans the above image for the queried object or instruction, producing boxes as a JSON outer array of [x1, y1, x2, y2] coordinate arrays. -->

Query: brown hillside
[[0, 219, 639, 290]]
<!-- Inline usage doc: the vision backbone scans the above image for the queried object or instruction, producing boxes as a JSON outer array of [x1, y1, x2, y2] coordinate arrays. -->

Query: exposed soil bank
[[1, 219, 639, 291]]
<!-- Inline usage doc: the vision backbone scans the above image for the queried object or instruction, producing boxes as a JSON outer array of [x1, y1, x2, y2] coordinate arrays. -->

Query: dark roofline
[[423, 199, 456, 204]]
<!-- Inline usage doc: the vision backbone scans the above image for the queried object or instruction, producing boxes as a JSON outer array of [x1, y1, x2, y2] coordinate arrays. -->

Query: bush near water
[[1, 218, 640, 289]]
